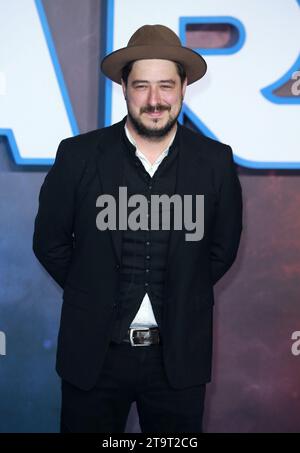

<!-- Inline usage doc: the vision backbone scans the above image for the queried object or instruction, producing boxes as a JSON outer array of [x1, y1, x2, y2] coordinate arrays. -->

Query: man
[[33, 24, 243, 433]]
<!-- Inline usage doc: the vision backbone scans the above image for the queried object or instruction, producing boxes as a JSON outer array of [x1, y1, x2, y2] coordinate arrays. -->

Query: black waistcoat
[[110, 125, 180, 342]]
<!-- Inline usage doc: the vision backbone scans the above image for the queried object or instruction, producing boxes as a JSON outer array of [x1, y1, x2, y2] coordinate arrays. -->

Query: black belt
[[122, 327, 160, 346]]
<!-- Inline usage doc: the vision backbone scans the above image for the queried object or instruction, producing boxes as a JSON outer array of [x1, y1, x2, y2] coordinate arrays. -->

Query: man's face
[[121, 59, 187, 139]]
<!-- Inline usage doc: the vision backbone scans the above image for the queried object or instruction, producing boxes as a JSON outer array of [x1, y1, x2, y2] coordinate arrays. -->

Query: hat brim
[[101, 45, 207, 85]]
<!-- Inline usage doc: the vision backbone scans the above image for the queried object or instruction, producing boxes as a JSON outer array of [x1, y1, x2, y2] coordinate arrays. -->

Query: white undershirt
[[124, 124, 176, 328]]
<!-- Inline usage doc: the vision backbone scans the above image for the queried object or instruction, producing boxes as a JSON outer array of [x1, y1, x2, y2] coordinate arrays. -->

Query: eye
[[160, 85, 173, 89]]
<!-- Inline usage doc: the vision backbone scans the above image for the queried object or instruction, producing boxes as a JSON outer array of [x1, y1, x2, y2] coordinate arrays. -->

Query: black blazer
[[33, 117, 243, 390]]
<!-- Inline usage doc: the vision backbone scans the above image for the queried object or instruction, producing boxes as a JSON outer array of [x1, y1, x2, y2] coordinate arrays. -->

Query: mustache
[[141, 104, 171, 114]]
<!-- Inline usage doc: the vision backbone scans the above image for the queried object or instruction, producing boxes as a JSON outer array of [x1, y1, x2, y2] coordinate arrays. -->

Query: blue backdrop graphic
[[1, 0, 300, 433]]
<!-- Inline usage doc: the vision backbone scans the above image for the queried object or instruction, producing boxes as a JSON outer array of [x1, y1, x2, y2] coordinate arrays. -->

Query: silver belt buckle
[[129, 327, 151, 347]]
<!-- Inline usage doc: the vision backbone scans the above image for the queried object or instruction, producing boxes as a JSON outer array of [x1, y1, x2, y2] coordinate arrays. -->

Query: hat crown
[[101, 24, 207, 85], [128, 24, 181, 48]]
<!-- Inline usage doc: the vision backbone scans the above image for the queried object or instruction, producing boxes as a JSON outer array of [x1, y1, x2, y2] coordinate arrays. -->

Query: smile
[[145, 111, 165, 117]]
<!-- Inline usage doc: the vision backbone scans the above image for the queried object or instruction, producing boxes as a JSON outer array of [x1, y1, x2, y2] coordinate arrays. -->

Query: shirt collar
[[124, 123, 177, 163]]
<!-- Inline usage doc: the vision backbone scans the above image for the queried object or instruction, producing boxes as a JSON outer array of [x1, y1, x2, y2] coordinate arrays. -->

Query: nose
[[147, 85, 161, 106]]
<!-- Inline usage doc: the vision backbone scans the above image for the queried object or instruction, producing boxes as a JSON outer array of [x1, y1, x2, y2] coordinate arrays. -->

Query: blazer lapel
[[95, 121, 125, 265], [165, 129, 202, 269]]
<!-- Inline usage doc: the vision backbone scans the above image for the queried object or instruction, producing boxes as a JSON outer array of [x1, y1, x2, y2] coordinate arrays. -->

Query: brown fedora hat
[[101, 24, 207, 85]]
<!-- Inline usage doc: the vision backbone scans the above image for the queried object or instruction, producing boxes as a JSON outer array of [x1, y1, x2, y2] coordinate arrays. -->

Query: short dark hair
[[121, 60, 187, 86]]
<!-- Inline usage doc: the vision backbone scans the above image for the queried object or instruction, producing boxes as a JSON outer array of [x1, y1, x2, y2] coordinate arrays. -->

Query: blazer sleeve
[[32, 139, 76, 289], [210, 145, 243, 285]]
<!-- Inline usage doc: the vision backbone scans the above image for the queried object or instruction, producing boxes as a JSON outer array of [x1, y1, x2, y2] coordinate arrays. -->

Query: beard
[[127, 98, 183, 140]]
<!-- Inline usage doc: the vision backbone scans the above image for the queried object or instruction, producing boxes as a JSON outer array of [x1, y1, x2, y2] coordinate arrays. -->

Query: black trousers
[[60, 341, 206, 433]]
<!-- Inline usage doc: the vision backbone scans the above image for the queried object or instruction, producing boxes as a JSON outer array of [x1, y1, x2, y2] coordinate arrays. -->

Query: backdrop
[[0, 0, 300, 433]]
